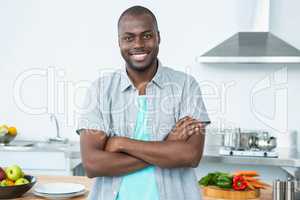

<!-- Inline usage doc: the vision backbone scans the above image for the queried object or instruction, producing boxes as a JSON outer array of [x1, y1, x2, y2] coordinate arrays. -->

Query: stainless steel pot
[[252, 131, 277, 151], [222, 129, 277, 151], [222, 128, 241, 150], [239, 130, 258, 150]]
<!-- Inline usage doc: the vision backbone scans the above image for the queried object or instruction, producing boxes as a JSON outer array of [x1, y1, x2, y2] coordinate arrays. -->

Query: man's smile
[[129, 50, 150, 62], [131, 53, 148, 61]]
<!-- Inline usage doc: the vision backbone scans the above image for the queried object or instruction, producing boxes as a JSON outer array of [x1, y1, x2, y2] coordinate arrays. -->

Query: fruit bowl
[[0, 125, 17, 145], [0, 134, 16, 145], [0, 175, 36, 199]]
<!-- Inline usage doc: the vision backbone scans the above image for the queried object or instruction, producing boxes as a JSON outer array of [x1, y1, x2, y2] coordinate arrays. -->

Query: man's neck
[[126, 60, 158, 95]]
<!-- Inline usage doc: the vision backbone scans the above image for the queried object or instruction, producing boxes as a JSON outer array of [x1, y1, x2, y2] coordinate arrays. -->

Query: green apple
[[15, 177, 29, 185], [0, 126, 8, 137], [5, 165, 23, 181], [0, 179, 8, 187]]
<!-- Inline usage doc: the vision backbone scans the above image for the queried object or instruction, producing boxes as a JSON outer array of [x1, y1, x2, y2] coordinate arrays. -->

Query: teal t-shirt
[[116, 95, 159, 200]]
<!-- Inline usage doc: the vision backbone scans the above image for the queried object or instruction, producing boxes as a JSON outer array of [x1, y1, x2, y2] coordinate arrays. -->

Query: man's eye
[[123, 36, 133, 42], [143, 33, 152, 39]]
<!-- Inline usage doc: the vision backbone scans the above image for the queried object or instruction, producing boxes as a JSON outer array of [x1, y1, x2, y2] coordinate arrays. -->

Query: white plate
[[33, 190, 86, 200], [34, 182, 85, 194]]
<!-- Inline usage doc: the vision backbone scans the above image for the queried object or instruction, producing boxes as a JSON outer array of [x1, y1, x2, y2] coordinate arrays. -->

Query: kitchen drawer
[[0, 151, 66, 170]]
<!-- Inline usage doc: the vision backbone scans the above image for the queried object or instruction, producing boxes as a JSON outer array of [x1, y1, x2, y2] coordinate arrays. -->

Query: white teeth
[[131, 53, 147, 61]]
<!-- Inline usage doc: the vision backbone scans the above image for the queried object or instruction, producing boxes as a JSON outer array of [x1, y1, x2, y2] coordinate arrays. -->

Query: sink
[[0, 145, 35, 151], [0, 140, 76, 151], [0, 141, 35, 151], [34, 141, 74, 151]]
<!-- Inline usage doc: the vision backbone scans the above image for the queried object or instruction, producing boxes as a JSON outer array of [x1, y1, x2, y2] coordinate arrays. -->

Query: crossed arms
[[80, 116, 206, 178]]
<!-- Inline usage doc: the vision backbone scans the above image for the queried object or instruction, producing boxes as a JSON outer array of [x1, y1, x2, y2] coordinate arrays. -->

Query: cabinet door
[[0, 151, 72, 175]]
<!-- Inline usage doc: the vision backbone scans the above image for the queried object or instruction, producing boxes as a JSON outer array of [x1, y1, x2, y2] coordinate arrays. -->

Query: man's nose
[[133, 37, 145, 48]]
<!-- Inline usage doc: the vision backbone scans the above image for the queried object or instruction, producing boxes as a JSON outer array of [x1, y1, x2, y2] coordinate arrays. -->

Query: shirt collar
[[120, 59, 165, 92]]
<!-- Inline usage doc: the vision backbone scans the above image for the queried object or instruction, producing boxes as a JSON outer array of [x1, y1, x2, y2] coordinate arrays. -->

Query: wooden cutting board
[[202, 186, 260, 200]]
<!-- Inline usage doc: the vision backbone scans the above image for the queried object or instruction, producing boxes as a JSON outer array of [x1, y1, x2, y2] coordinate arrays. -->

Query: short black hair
[[118, 6, 159, 31]]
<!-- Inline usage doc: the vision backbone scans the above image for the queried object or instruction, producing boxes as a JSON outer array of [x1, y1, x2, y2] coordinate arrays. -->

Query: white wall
[[267, 0, 300, 148], [0, 0, 299, 144]]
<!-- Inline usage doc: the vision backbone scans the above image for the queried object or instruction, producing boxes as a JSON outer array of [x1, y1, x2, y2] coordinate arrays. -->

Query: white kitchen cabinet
[[0, 148, 81, 176]]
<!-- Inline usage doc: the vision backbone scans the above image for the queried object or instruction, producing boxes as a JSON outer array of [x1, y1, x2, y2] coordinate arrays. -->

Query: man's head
[[118, 6, 160, 72]]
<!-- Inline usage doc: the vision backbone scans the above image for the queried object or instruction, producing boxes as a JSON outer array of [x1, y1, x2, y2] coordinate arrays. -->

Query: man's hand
[[166, 116, 204, 141], [105, 136, 127, 153]]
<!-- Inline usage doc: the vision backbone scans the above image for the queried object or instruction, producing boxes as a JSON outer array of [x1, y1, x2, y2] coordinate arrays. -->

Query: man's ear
[[118, 36, 121, 47], [157, 31, 161, 44]]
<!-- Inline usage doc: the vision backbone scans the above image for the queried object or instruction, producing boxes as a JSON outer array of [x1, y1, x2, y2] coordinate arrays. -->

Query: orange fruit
[[6, 179, 15, 186], [8, 127, 17, 136]]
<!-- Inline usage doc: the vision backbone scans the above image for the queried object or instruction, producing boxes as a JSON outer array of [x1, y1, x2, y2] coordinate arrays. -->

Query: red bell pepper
[[233, 175, 248, 191]]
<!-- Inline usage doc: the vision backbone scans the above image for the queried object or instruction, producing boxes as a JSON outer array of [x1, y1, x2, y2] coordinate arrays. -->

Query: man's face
[[118, 14, 160, 71]]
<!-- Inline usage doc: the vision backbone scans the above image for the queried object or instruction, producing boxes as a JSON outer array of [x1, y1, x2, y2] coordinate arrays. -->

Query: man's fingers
[[187, 127, 201, 136], [176, 116, 205, 129], [178, 118, 196, 129], [185, 126, 200, 136], [180, 121, 203, 137], [181, 119, 205, 130], [180, 119, 201, 130], [179, 133, 187, 140], [198, 122, 205, 129], [172, 117, 206, 140], [176, 116, 192, 127]]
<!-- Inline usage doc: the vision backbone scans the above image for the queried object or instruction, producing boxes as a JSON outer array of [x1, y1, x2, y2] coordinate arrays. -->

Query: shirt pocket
[[159, 115, 175, 137], [155, 110, 177, 141], [110, 113, 125, 136], [155, 95, 179, 140]]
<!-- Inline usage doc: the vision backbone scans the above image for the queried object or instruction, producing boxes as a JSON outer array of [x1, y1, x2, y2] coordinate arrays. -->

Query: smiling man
[[78, 6, 210, 200]]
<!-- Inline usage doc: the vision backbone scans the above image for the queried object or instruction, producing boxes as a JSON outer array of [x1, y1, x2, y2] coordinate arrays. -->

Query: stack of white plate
[[33, 182, 86, 199]]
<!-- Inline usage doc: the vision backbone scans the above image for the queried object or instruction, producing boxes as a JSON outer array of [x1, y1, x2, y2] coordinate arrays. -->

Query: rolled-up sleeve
[[76, 79, 110, 135], [179, 75, 210, 125]]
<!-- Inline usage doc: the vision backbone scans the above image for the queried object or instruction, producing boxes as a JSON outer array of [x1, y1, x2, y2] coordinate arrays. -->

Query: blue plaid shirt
[[78, 61, 210, 200]]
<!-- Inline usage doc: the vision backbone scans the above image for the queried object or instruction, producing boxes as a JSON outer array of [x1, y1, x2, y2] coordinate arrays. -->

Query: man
[[78, 5, 210, 200]]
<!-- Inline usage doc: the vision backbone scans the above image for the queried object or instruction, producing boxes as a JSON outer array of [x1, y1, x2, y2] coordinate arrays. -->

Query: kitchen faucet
[[48, 114, 68, 143]]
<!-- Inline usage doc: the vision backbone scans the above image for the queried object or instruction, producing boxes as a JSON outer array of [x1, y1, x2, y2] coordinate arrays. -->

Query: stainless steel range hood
[[198, 32, 300, 63]]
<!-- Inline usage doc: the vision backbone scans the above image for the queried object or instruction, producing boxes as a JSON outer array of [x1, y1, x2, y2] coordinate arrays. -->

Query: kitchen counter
[[18, 175, 272, 200], [203, 146, 300, 168], [2, 142, 300, 171], [0, 141, 80, 158], [2, 142, 300, 168]]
